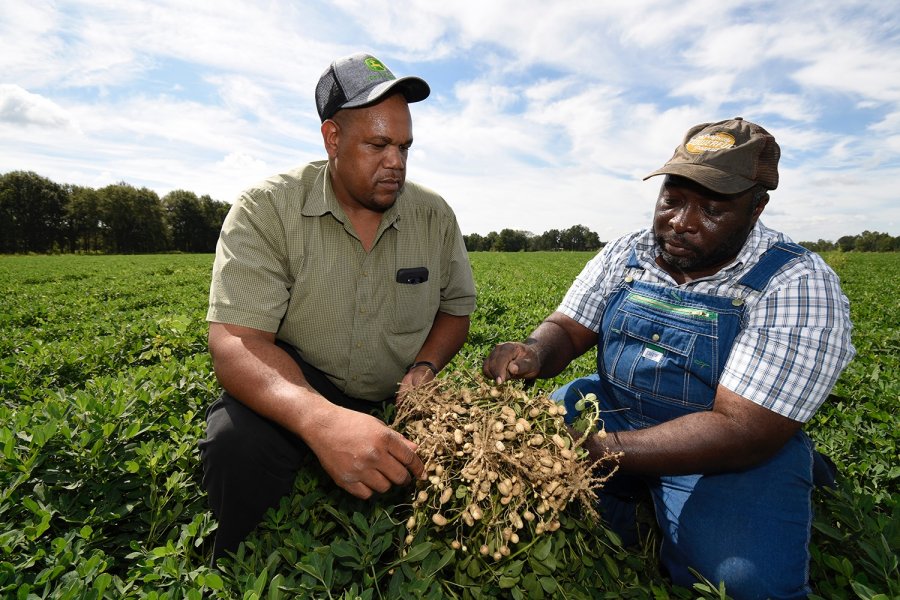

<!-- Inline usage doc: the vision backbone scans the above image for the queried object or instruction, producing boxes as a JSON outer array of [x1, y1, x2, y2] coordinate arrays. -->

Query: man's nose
[[383, 145, 405, 169], [670, 204, 699, 233]]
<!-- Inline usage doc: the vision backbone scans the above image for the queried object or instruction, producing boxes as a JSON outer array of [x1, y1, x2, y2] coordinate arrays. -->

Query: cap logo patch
[[365, 58, 387, 72], [685, 132, 735, 154]]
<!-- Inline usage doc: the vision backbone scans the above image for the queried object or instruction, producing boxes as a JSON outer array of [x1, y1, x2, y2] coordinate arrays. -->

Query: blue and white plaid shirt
[[558, 221, 855, 423]]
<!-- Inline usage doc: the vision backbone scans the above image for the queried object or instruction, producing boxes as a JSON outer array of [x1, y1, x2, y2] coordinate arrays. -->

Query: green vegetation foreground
[[0, 252, 896, 598]]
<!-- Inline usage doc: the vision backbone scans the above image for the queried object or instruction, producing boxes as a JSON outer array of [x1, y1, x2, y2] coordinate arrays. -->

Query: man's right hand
[[482, 342, 542, 384], [208, 322, 424, 500], [305, 407, 425, 500]]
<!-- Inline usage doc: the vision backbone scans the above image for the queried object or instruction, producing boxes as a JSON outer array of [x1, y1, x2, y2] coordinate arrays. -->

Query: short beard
[[654, 229, 749, 273]]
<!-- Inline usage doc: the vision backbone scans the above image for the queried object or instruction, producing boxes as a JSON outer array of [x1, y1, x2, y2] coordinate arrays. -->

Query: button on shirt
[[208, 161, 476, 401], [558, 222, 855, 422]]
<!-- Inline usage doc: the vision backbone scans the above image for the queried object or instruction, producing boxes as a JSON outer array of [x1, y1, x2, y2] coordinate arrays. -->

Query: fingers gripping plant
[[393, 376, 620, 563]]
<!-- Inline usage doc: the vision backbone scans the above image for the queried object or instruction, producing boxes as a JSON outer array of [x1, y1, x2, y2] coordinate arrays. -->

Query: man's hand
[[306, 407, 425, 499], [482, 342, 541, 384], [575, 385, 804, 476], [396, 363, 436, 403], [208, 322, 425, 499], [483, 313, 596, 384]]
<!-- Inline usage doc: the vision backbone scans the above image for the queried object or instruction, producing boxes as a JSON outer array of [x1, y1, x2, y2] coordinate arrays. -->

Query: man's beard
[[654, 230, 748, 273]]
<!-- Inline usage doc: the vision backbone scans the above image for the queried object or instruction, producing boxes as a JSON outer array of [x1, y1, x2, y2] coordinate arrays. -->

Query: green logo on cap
[[365, 58, 387, 72]]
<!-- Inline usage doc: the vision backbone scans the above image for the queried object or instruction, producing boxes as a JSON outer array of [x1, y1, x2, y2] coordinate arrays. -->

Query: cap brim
[[643, 163, 756, 195], [341, 76, 431, 111]]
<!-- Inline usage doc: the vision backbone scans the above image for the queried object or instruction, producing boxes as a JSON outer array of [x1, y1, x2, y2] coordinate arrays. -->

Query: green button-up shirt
[[208, 160, 476, 401]]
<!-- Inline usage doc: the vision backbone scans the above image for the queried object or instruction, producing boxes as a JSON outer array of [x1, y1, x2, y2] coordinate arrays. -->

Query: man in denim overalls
[[484, 118, 855, 599]]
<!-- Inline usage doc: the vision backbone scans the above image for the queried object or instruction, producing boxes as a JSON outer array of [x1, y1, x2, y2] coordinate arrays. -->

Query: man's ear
[[321, 119, 340, 159], [751, 192, 769, 223]]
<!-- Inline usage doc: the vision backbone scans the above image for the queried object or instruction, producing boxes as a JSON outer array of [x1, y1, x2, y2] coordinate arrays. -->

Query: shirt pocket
[[392, 279, 438, 334]]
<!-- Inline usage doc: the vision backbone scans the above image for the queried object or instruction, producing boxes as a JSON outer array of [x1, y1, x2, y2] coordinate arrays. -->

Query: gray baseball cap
[[315, 52, 430, 122], [644, 117, 780, 193]]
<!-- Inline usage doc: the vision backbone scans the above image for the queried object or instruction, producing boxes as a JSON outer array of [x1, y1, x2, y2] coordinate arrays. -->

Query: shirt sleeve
[[207, 190, 292, 332], [557, 238, 630, 332], [437, 212, 477, 316], [720, 254, 856, 422]]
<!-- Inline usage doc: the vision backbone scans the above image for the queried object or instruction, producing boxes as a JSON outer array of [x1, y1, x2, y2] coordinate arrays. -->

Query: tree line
[[2, 170, 898, 255], [465, 227, 900, 253], [798, 232, 900, 253], [464, 225, 603, 252], [0, 171, 230, 254]]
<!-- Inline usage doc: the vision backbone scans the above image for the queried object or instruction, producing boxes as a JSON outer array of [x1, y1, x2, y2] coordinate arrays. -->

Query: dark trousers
[[198, 341, 385, 561]]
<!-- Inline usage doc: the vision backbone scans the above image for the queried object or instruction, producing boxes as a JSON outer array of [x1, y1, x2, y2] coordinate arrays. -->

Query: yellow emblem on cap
[[685, 132, 735, 153], [365, 58, 387, 72]]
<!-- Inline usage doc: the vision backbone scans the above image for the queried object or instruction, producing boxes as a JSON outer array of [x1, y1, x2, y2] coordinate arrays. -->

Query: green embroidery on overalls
[[628, 293, 718, 320]]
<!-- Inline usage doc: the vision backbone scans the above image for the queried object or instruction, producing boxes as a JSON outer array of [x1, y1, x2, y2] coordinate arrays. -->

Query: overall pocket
[[603, 292, 719, 410]]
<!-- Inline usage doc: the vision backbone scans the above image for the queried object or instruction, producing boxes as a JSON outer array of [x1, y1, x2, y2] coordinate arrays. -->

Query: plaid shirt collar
[[632, 221, 769, 285]]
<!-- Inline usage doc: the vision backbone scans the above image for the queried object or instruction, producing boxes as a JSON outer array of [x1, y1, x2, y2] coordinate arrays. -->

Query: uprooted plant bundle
[[393, 375, 620, 562]]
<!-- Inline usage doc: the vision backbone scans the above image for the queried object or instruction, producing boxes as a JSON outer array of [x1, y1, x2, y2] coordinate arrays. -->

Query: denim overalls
[[553, 243, 816, 600]]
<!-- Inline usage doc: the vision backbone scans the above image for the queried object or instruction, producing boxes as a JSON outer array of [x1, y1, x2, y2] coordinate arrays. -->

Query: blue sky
[[2, 0, 898, 242]]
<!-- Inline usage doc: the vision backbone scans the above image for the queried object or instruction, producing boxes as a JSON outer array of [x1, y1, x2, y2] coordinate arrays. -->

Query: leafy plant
[[0, 252, 896, 598]]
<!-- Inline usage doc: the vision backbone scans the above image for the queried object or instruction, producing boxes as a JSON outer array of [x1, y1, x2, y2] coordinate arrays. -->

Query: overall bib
[[553, 243, 816, 600]]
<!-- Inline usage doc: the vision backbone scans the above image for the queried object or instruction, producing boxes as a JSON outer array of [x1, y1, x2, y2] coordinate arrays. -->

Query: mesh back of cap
[[315, 66, 346, 121], [754, 125, 781, 190]]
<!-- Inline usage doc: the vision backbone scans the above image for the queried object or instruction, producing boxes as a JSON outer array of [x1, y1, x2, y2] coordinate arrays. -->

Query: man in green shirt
[[201, 53, 476, 560]]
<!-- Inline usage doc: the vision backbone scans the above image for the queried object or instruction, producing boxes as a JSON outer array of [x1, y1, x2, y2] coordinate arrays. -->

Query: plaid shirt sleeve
[[720, 252, 856, 422], [557, 233, 641, 332]]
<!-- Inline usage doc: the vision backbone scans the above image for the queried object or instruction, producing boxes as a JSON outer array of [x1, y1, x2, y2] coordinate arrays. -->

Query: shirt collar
[[732, 221, 766, 272], [301, 161, 404, 231], [300, 161, 336, 218], [635, 221, 768, 282]]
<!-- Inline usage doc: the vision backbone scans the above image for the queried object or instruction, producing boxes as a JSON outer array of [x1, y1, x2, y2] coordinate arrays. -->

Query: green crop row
[[0, 252, 896, 599]]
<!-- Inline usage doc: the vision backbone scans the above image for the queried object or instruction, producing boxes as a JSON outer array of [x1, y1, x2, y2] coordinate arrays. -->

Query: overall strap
[[737, 242, 809, 291]]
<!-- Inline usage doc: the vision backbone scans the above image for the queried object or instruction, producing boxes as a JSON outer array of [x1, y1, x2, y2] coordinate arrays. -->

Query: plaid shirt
[[558, 221, 855, 422]]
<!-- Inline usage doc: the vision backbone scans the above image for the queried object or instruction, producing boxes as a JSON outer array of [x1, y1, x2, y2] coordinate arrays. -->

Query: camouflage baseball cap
[[315, 52, 430, 122], [644, 117, 780, 193]]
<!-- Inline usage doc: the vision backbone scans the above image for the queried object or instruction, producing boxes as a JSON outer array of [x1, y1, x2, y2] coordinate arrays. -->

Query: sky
[[2, 1, 899, 243]]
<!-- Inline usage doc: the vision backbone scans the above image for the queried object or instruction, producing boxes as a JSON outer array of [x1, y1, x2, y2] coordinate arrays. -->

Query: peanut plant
[[0, 252, 896, 599]]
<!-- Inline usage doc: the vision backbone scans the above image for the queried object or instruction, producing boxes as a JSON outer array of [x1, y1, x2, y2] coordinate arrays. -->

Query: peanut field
[[0, 251, 896, 599]]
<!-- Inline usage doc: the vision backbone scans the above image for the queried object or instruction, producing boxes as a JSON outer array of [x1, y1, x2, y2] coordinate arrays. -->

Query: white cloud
[[618, 0, 732, 49], [670, 74, 739, 104], [683, 23, 772, 71], [0, 0, 898, 243], [455, 81, 521, 117], [793, 48, 900, 104], [0, 84, 77, 129], [868, 111, 900, 135], [0, 3, 67, 88], [753, 93, 818, 123], [205, 75, 275, 117]]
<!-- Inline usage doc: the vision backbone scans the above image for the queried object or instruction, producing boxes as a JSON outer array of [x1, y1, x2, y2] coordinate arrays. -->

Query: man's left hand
[[397, 363, 436, 402]]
